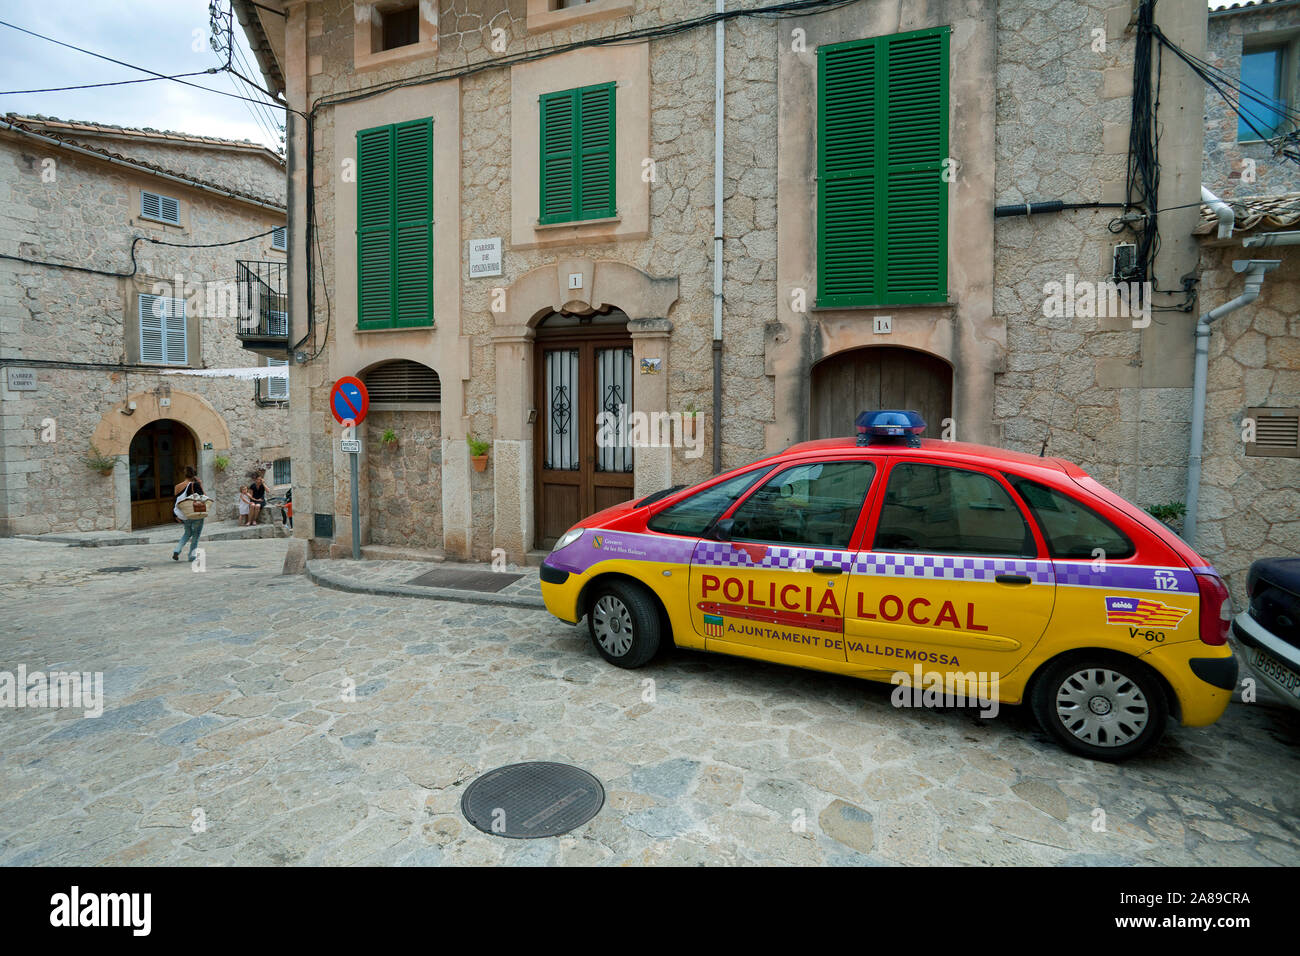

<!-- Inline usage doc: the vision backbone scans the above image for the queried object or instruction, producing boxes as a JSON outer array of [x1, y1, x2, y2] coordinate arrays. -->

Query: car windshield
[[646, 468, 772, 537]]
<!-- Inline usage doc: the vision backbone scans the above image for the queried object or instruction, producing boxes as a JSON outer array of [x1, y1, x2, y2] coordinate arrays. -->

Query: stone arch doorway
[[534, 308, 636, 547], [128, 419, 197, 528], [810, 346, 953, 440]]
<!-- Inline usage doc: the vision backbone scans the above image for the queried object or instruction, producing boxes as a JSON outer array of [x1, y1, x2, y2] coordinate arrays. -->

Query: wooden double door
[[129, 419, 197, 529], [535, 329, 636, 548]]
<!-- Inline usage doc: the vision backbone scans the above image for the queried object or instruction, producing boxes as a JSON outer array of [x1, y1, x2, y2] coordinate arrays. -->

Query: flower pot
[[471, 454, 489, 472], [383, 439, 399, 450], [99, 468, 114, 476], [683, 416, 699, 440]]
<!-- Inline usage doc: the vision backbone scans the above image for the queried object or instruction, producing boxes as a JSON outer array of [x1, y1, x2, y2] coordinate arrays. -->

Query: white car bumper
[[1233, 610, 1300, 711]]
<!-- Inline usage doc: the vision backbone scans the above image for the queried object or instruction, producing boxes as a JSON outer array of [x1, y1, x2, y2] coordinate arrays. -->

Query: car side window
[[873, 462, 1034, 557], [646, 469, 769, 537], [1008, 476, 1135, 559], [727, 460, 875, 549]]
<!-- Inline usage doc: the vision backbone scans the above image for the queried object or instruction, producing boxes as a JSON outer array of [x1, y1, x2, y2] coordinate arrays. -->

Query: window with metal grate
[[362, 359, 441, 405]]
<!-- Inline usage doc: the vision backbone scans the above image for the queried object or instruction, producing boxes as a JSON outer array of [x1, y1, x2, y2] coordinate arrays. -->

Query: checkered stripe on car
[[1052, 562, 1197, 593], [850, 553, 1055, 584], [690, 541, 854, 570]]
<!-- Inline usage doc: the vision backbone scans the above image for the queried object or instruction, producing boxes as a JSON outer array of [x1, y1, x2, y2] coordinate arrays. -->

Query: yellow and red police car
[[539, 410, 1237, 760]]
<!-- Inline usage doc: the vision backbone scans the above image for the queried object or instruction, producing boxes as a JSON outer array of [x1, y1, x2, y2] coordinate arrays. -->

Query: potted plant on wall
[[381, 428, 399, 450], [80, 444, 120, 477], [467, 435, 490, 472], [214, 455, 230, 472]]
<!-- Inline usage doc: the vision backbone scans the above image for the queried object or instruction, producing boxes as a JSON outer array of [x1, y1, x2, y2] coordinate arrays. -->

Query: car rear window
[[646, 469, 770, 537], [1008, 476, 1135, 560]]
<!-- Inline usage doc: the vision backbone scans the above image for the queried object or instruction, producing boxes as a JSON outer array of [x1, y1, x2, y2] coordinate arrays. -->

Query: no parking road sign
[[330, 376, 369, 425]]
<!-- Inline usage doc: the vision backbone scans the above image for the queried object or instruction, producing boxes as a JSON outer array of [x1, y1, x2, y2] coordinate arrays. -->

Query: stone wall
[[1195, 242, 1300, 605], [364, 409, 443, 550], [1203, 5, 1300, 200], [0, 129, 289, 534], [992, 1, 1197, 512]]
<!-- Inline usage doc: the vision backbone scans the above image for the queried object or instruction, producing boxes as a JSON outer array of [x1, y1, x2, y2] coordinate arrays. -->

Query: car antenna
[[1039, 427, 1051, 457]]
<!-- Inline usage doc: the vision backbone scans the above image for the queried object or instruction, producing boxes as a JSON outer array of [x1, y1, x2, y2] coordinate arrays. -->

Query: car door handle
[[811, 565, 843, 575], [995, 574, 1032, 585]]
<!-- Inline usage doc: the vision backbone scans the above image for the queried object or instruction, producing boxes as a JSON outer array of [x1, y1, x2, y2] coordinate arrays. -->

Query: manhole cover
[[408, 568, 522, 592], [96, 566, 143, 573], [461, 762, 604, 839]]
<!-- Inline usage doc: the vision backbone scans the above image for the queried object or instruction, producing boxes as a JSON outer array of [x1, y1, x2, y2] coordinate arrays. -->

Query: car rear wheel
[[1031, 654, 1168, 760], [586, 581, 661, 669]]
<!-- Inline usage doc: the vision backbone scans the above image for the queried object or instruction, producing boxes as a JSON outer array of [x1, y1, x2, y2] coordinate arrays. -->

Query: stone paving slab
[[19, 519, 289, 548], [307, 558, 544, 610], [1, 536, 1298, 866]]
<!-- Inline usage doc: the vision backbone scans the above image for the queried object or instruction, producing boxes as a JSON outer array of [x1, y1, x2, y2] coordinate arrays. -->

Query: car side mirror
[[710, 518, 735, 541]]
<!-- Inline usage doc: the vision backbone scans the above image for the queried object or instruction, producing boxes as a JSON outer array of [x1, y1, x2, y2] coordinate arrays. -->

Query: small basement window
[[141, 190, 181, 225], [273, 457, 291, 485], [362, 359, 441, 405], [1245, 407, 1300, 458]]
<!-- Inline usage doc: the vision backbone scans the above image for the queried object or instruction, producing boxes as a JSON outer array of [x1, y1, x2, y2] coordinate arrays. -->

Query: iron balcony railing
[[236, 260, 288, 341]]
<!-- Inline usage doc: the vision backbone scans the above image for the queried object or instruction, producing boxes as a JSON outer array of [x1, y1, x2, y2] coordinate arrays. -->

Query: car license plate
[[1251, 646, 1300, 699]]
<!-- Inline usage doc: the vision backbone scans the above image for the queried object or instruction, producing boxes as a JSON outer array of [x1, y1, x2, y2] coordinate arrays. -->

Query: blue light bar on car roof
[[855, 409, 926, 447]]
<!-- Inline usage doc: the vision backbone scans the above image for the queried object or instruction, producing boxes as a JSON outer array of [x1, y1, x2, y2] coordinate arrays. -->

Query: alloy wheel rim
[[592, 595, 634, 657], [1055, 667, 1150, 748]]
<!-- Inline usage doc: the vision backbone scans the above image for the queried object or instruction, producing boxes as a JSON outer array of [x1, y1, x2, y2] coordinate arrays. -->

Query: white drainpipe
[[1185, 259, 1280, 545], [711, 0, 725, 474], [1201, 185, 1235, 239]]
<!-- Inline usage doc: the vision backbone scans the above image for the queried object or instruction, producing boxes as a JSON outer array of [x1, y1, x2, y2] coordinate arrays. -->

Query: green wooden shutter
[[357, 124, 394, 328], [577, 83, 616, 220], [818, 40, 879, 305], [540, 90, 577, 223], [539, 83, 616, 224], [392, 118, 433, 327], [817, 27, 949, 307]]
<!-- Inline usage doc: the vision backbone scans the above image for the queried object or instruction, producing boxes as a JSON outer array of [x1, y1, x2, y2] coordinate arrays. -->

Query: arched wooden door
[[129, 419, 197, 528], [811, 347, 952, 440], [533, 310, 636, 548]]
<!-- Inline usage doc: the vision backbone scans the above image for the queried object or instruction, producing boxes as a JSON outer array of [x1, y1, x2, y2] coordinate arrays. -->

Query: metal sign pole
[[349, 450, 360, 561]]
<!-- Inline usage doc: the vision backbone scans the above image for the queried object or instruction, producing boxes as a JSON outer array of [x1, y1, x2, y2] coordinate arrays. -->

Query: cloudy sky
[[0, 0, 283, 150]]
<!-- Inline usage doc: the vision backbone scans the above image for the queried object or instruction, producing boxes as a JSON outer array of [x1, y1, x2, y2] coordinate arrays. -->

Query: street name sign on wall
[[468, 237, 502, 278], [6, 368, 36, 391]]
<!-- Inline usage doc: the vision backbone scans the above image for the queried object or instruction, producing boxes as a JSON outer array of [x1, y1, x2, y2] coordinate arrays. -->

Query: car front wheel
[[1031, 654, 1168, 760], [586, 581, 661, 669]]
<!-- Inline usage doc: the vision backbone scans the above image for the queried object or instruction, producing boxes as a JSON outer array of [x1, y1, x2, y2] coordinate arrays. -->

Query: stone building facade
[[238, 0, 1296, 600], [1204, 0, 1300, 199], [0, 116, 290, 535]]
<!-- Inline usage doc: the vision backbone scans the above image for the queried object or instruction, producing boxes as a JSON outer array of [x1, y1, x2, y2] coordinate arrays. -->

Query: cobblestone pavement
[[1, 537, 1298, 866]]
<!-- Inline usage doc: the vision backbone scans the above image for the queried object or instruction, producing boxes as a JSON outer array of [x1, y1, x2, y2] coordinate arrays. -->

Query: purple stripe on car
[[546, 530, 698, 574]]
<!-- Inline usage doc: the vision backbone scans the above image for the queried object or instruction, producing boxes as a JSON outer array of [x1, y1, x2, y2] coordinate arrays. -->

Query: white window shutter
[[139, 294, 165, 363], [159, 195, 180, 224], [141, 190, 180, 225], [267, 358, 289, 399], [271, 226, 287, 250], [164, 297, 187, 365]]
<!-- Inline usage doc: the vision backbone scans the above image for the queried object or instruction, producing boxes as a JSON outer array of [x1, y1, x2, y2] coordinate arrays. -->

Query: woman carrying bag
[[172, 466, 209, 562]]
